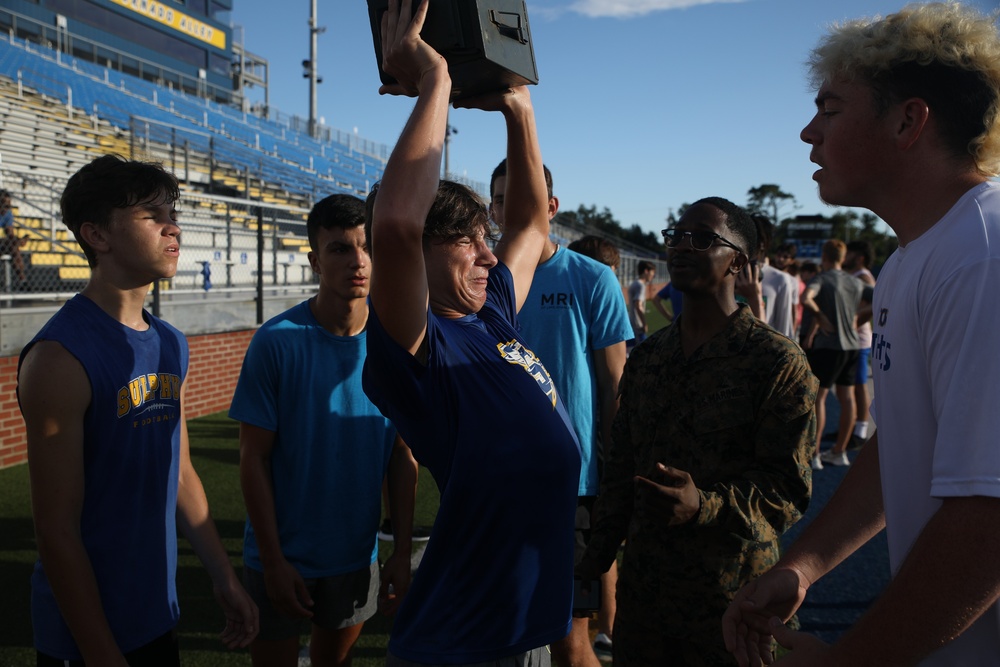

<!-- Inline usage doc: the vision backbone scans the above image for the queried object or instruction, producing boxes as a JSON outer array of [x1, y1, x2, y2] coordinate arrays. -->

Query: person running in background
[[627, 260, 655, 351], [18, 154, 257, 666], [800, 240, 864, 469], [843, 240, 876, 450]]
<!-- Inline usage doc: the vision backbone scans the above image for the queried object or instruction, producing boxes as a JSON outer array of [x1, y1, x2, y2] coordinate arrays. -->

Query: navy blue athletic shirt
[[19, 294, 186, 659], [364, 262, 580, 663]]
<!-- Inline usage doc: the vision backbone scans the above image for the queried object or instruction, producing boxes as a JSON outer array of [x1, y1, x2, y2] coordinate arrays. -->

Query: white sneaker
[[820, 450, 850, 466], [593, 632, 612, 656], [811, 455, 824, 470]]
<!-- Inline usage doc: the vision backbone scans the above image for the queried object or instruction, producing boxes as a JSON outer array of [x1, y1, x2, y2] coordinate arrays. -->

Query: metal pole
[[256, 206, 264, 325], [152, 277, 161, 318], [308, 0, 318, 139], [443, 121, 457, 180]]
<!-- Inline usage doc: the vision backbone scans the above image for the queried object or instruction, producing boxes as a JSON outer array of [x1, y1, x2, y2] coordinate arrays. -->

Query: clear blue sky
[[230, 0, 996, 237]]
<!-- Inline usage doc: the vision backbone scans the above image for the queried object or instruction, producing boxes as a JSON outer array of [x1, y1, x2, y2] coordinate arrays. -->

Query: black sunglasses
[[661, 228, 745, 255]]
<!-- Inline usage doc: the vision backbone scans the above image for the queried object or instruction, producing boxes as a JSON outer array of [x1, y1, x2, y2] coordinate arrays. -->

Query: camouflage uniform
[[585, 305, 817, 666]]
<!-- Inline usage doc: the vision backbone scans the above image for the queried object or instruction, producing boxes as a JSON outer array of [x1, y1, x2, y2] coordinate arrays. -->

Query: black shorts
[[243, 561, 379, 641], [572, 497, 599, 618], [806, 348, 860, 389]]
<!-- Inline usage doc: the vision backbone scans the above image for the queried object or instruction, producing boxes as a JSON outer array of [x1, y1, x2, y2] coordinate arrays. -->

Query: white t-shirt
[[871, 181, 1000, 666], [760, 264, 798, 339]]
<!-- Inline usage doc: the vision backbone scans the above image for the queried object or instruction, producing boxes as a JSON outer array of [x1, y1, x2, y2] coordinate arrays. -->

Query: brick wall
[[183, 330, 255, 422], [0, 356, 25, 468], [0, 329, 255, 470]]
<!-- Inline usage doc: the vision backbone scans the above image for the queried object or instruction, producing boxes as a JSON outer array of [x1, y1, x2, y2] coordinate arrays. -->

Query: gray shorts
[[242, 560, 379, 641], [386, 646, 551, 667]]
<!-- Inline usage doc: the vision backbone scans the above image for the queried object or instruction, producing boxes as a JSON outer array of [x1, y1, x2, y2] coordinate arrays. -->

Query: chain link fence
[[1, 168, 317, 312]]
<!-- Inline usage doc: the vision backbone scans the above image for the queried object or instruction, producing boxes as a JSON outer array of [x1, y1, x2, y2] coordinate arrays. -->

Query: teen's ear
[[547, 195, 560, 222], [78, 222, 110, 255], [307, 250, 321, 275], [895, 97, 931, 151]]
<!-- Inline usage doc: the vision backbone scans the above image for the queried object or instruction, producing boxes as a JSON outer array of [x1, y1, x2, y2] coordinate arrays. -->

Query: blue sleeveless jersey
[[19, 295, 187, 659], [363, 263, 581, 664]]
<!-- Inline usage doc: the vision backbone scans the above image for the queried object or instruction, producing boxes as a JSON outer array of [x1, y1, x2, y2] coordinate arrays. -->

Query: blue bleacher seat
[[0, 36, 385, 199]]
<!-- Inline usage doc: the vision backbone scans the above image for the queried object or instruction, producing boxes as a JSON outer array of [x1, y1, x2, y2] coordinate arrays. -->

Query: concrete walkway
[[784, 390, 890, 643]]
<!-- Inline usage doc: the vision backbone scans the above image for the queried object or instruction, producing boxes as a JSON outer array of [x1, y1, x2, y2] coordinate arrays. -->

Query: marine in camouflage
[[584, 305, 818, 665]]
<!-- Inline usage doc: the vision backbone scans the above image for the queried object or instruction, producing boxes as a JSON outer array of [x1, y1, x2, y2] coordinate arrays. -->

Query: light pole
[[443, 122, 458, 180], [303, 0, 326, 139]]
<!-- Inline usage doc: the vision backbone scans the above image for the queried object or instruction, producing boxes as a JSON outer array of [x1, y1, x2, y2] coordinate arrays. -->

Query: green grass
[[645, 298, 672, 335], [0, 411, 440, 666]]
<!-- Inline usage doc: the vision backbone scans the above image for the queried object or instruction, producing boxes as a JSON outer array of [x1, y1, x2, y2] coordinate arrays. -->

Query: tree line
[[555, 184, 899, 270]]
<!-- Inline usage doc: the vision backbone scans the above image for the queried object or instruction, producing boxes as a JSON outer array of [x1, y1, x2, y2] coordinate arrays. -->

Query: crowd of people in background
[[14, 0, 1000, 666]]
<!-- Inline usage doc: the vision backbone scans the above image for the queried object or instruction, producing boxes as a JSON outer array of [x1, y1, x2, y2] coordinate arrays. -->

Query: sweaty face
[[800, 78, 896, 209], [102, 199, 180, 283], [308, 225, 371, 302], [665, 203, 745, 296], [425, 229, 498, 318]]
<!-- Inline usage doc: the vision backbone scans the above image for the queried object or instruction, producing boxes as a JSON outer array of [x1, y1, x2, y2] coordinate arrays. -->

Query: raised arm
[[20, 342, 129, 666], [368, 0, 450, 355], [460, 86, 548, 311]]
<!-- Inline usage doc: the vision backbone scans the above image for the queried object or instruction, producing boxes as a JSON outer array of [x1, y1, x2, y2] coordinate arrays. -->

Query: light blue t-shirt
[[230, 300, 395, 577], [518, 247, 632, 495]]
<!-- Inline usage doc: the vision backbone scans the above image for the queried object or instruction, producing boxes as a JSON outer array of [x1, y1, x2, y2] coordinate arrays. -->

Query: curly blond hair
[[808, 2, 1000, 176]]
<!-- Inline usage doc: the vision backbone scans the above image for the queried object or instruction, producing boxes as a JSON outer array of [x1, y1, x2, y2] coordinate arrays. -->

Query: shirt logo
[[878, 308, 888, 326], [496, 340, 558, 408], [540, 292, 575, 309], [872, 334, 891, 372], [117, 372, 182, 419]]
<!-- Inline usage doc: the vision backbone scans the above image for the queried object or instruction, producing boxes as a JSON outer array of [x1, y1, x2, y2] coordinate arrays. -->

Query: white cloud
[[566, 0, 744, 19]]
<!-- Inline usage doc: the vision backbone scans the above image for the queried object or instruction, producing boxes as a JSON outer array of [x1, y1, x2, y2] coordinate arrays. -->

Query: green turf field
[[0, 411, 441, 666], [0, 303, 672, 666]]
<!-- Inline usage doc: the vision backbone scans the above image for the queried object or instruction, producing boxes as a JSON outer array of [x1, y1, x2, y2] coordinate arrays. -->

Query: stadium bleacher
[[0, 30, 655, 299], [0, 35, 384, 201]]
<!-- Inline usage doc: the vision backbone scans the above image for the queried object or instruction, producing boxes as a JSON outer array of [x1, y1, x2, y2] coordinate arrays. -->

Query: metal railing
[[0, 169, 317, 313]]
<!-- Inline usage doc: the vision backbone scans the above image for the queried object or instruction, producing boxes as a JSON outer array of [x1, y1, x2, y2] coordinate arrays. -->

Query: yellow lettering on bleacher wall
[[108, 0, 226, 50]]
